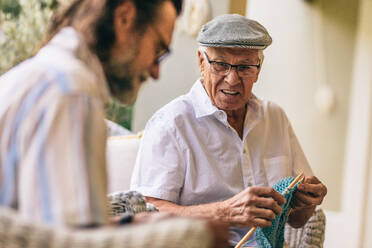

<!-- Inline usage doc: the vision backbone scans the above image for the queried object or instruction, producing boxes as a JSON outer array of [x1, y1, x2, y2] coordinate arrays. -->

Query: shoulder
[[34, 45, 103, 97], [258, 97, 290, 124], [145, 95, 196, 132]]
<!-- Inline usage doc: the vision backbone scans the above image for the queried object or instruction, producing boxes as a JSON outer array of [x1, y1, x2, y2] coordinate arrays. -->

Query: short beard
[[104, 51, 150, 105], [106, 72, 135, 105], [104, 37, 139, 105]]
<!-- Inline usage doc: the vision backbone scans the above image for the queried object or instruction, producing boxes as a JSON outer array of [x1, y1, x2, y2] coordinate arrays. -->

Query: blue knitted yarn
[[253, 177, 299, 248]]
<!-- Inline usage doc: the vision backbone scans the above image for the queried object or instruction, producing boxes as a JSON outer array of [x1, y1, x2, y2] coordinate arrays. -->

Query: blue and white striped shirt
[[0, 27, 110, 227]]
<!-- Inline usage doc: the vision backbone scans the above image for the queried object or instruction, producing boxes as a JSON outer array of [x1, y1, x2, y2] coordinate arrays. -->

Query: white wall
[[132, 0, 230, 131], [365, 158, 372, 247], [246, 0, 359, 212], [247, 0, 372, 247], [343, 0, 372, 246]]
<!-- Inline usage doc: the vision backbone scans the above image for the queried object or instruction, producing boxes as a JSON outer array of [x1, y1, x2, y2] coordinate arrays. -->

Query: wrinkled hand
[[292, 176, 327, 210], [220, 186, 286, 228], [206, 220, 229, 248]]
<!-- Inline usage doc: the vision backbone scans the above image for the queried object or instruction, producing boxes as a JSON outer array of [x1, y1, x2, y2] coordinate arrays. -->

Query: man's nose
[[150, 63, 160, 79], [224, 67, 240, 85]]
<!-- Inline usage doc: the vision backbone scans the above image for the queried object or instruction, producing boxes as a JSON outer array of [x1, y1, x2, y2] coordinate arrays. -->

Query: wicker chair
[[284, 208, 326, 248], [0, 207, 211, 248]]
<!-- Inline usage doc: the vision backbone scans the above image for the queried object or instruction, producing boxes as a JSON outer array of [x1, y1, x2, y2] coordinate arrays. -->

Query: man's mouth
[[221, 89, 239, 95]]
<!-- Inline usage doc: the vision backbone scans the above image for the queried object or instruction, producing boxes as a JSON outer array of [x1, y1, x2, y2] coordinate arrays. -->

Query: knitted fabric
[[107, 190, 158, 217], [254, 177, 299, 248]]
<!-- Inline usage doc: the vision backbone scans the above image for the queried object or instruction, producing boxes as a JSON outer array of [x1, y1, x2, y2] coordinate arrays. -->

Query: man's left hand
[[292, 176, 327, 210]]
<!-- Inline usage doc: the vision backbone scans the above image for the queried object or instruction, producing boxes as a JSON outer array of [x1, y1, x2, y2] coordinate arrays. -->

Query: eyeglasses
[[151, 26, 171, 65], [203, 52, 260, 78]]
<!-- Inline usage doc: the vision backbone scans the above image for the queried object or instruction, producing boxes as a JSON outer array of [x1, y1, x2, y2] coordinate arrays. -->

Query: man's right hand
[[218, 186, 286, 228]]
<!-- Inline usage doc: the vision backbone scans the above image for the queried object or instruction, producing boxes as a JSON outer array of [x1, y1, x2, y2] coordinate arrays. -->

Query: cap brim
[[198, 42, 268, 50]]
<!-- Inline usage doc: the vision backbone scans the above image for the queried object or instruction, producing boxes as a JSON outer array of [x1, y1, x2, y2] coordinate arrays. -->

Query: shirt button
[[243, 148, 247, 154]]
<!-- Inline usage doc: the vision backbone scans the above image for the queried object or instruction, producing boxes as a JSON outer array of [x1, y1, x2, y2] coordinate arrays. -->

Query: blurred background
[[1, 0, 371, 247]]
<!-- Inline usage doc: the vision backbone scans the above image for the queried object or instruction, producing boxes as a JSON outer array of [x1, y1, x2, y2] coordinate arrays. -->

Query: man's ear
[[197, 50, 204, 66], [114, 1, 137, 43], [254, 60, 263, 83], [197, 50, 206, 76]]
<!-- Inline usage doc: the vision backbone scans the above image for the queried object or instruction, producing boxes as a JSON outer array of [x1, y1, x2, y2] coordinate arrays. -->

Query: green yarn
[[254, 177, 299, 248]]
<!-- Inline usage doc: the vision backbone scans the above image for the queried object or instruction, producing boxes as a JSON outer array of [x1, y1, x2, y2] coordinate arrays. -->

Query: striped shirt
[[0, 27, 110, 227]]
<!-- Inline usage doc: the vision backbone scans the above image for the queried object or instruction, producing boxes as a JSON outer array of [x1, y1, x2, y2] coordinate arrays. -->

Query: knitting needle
[[283, 172, 304, 195], [286, 176, 305, 218], [234, 172, 304, 248]]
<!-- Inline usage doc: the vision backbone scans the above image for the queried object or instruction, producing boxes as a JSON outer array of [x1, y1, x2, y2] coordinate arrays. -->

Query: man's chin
[[111, 90, 138, 106], [106, 73, 147, 105]]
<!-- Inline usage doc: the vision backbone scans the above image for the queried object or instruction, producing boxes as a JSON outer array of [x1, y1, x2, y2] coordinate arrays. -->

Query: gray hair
[[198, 46, 264, 65]]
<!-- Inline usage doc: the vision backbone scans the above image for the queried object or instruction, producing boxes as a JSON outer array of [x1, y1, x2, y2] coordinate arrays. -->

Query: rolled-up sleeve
[[131, 115, 186, 203]]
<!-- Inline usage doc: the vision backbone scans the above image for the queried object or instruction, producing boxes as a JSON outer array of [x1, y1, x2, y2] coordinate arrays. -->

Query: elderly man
[[131, 14, 327, 247], [0, 0, 229, 247]]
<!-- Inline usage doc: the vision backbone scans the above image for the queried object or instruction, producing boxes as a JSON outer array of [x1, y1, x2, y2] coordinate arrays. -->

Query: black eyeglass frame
[[151, 26, 171, 65], [203, 51, 261, 77]]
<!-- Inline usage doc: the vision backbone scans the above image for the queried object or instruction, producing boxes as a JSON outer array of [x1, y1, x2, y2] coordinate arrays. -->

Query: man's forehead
[[151, 1, 177, 42], [207, 47, 259, 60]]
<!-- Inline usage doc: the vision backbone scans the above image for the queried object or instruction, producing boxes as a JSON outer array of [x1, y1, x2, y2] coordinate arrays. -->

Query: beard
[[104, 39, 149, 105], [106, 65, 136, 105], [106, 70, 150, 105]]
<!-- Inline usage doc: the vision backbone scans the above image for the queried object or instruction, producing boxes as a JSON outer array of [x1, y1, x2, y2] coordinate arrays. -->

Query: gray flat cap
[[197, 14, 272, 49]]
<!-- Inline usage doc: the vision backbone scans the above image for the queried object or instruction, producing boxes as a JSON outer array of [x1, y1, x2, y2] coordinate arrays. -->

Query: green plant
[[0, 0, 22, 18], [0, 0, 60, 74], [106, 100, 134, 131]]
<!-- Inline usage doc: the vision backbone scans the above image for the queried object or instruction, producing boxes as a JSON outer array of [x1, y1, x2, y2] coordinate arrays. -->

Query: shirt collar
[[47, 27, 110, 103], [189, 79, 262, 121], [189, 79, 220, 119]]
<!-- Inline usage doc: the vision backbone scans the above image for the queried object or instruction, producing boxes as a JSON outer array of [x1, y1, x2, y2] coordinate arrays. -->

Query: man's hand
[[219, 186, 286, 228], [288, 176, 327, 228], [292, 176, 327, 210]]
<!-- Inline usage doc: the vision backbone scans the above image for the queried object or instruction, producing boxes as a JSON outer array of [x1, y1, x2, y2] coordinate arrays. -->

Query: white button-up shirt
[[131, 79, 313, 246]]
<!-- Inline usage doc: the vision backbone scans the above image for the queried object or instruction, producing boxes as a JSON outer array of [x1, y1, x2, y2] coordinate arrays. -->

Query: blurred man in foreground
[[0, 0, 228, 247]]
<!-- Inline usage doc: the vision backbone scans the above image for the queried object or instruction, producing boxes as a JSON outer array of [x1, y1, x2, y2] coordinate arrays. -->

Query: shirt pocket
[[263, 155, 290, 186]]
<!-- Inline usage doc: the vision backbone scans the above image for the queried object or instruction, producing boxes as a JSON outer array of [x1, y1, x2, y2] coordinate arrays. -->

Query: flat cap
[[197, 14, 272, 49]]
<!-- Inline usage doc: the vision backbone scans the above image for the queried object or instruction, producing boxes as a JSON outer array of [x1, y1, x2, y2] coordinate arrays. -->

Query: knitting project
[[107, 191, 158, 217], [254, 177, 299, 248]]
